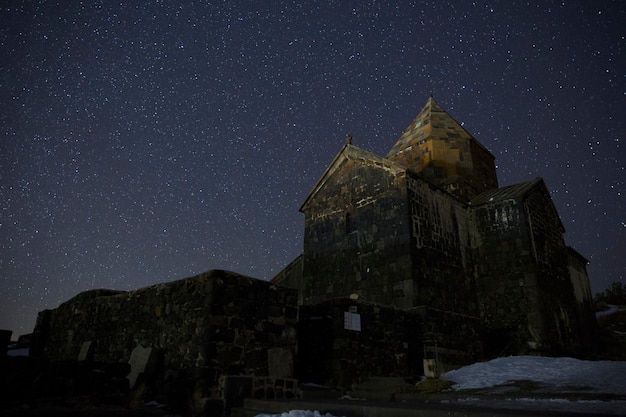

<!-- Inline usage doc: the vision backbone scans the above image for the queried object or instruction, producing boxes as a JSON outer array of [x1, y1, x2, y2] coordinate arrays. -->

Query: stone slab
[[77, 340, 94, 361], [127, 344, 158, 388], [268, 347, 293, 378]]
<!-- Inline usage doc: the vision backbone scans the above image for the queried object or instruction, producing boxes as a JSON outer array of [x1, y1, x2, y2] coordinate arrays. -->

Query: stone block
[[207, 325, 235, 343], [31, 270, 300, 407], [245, 348, 267, 372], [77, 340, 94, 361], [268, 347, 293, 378], [229, 316, 245, 329], [217, 345, 243, 365], [127, 344, 159, 388]]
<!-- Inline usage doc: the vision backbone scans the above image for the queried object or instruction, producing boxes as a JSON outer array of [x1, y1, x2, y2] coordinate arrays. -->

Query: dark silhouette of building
[[28, 97, 599, 414], [274, 96, 597, 358]]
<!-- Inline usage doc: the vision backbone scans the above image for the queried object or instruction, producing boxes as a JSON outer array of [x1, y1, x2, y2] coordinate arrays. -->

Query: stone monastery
[[274, 95, 596, 358], [31, 96, 598, 414]]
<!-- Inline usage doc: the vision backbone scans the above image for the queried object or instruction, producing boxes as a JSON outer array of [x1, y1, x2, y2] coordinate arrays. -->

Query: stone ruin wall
[[32, 270, 299, 393]]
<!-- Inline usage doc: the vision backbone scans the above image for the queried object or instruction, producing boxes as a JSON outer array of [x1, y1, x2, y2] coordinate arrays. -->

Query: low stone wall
[[31, 270, 298, 411]]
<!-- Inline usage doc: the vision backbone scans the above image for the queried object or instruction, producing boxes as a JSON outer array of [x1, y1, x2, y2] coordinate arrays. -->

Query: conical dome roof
[[387, 96, 498, 201], [387, 95, 473, 162]]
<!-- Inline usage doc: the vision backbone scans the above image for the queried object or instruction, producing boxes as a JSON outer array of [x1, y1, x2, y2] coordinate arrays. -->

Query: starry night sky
[[2, 1, 624, 337]]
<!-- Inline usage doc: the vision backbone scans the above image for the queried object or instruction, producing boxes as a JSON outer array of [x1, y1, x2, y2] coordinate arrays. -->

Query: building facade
[[274, 96, 597, 358]]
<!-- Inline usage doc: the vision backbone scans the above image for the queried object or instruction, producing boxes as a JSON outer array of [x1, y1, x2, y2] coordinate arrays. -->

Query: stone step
[[300, 383, 342, 400], [347, 377, 410, 401]]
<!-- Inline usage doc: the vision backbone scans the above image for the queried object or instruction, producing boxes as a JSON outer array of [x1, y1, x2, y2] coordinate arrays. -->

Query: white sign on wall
[[344, 311, 361, 331]]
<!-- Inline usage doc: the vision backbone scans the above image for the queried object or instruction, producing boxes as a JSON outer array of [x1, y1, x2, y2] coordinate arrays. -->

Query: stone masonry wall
[[469, 198, 534, 335], [406, 174, 476, 315], [469, 183, 591, 356], [567, 247, 598, 355], [296, 299, 421, 390], [32, 270, 298, 402], [296, 299, 481, 391], [469, 193, 549, 355], [301, 148, 413, 307], [523, 187, 584, 354], [409, 305, 482, 370], [271, 255, 304, 304]]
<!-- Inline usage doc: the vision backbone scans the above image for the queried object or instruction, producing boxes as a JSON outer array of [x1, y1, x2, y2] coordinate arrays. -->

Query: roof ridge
[[470, 177, 543, 205]]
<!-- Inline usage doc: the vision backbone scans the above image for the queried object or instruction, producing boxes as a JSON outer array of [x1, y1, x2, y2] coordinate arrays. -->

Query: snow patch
[[445, 355, 626, 394], [255, 411, 343, 417]]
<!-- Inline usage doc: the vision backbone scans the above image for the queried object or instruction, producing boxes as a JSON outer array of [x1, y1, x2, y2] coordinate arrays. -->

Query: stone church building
[[29, 96, 598, 413], [273, 95, 597, 360]]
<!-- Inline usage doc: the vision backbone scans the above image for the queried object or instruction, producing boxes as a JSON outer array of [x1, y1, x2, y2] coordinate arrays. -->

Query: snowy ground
[[446, 355, 626, 393], [256, 412, 337, 417], [443, 355, 626, 415], [255, 355, 626, 417]]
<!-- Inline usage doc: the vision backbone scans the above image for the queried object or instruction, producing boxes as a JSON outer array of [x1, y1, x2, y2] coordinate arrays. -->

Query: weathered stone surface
[[387, 96, 498, 201], [276, 97, 597, 360], [127, 344, 158, 389], [77, 340, 94, 361], [31, 270, 299, 410], [298, 145, 413, 308], [406, 173, 475, 314], [27, 96, 601, 410], [469, 179, 598, 355], [295, 299, 476, 390], [268, 347, 293, 378]]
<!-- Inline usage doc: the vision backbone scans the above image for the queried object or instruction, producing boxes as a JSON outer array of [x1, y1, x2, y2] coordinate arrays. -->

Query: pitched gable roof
[[299, 143, 406, 212], [470, 177, 565, 232], [470, 177, 544, 205]]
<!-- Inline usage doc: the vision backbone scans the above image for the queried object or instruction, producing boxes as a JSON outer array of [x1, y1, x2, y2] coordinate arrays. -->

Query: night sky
[[2, 1, 624, 337]]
